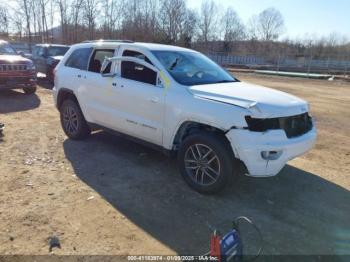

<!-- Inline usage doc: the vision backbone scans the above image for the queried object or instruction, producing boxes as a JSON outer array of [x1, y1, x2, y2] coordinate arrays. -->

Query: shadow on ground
[[0, 89, 41, 113], [63, 131, 350, 257], [37, 78, 53, 90]]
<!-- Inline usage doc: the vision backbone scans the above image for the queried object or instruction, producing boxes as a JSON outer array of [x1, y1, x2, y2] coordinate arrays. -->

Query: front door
[[113, 48, 165, 145]]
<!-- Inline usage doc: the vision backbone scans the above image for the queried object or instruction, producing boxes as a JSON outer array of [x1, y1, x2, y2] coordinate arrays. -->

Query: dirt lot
[[0, 73, 349, 258]]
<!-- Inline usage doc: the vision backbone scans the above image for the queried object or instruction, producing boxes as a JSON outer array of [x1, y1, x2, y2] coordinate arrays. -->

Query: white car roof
[[71, 41, 196, 53], [135, 42, 194, 52]]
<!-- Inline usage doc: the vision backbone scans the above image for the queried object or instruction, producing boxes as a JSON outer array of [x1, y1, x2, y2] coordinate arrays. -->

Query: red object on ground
[[210, 232, 221, 262]]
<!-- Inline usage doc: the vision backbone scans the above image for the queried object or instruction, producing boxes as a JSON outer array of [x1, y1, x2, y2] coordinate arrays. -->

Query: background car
[[0, 40, 37, 94], [32, 44, 70, 82]]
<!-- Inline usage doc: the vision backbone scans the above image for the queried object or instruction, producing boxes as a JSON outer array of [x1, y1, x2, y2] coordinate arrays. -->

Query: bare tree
[[198, 0, 218, 44], [139, 0, 160, 42], [83, 0, 99, 40], [220, 8, 245, 52], [159, 0, 186, 43], [71, 0, 84, 42], [40, 0, 50, 42], [248, 7, 284, 41], [22, 0, 33, 51], [0, 5, 9, 36], [2, 0, 348, 64], [57, 0, 70, 43], [179, 9, 198, 47], [221, 7, 245, 42], [101, 0, 124, 38], [121, 0, 160, 41], [12, 11, 25, 39]]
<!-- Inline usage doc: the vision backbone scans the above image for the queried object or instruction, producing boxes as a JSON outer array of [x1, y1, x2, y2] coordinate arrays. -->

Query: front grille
[[245, 113, 313, 138], [0, 64, 27, 71]]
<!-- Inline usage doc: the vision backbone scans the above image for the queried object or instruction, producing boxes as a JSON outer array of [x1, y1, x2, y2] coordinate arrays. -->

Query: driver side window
[[121, 50, 157, 85]]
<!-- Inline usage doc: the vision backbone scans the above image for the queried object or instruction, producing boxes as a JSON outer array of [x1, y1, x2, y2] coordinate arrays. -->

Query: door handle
[[112, 82, 117, 87], [77, 74, 81, 78]]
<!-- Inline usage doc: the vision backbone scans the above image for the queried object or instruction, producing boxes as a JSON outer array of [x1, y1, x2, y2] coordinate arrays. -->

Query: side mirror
[[18, 51, 25, 57], [101, 61, 115, 77]]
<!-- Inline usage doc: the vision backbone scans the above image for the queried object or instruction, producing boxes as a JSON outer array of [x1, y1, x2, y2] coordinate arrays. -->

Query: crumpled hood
[[189, 81, 309, 118]]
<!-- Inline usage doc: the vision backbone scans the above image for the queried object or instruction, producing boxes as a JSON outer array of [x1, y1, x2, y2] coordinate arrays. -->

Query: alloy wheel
[[184, 143, 221, 186], [62, 106, 79, 135]]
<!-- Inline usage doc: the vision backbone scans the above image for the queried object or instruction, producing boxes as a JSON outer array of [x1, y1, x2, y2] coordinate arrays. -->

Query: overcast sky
[[188, 0, 350, 40]]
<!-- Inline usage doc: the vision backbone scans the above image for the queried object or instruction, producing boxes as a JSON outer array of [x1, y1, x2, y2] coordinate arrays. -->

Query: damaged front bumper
[[226, 125, 317, 177]]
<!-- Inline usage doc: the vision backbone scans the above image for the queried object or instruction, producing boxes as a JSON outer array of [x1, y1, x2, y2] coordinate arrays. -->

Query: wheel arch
[[171, 120, 231, 151], [56, 88, 78, 110]]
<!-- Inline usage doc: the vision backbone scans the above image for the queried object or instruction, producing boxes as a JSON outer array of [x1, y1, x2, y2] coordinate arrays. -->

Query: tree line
[[0, 0, 349, 59]]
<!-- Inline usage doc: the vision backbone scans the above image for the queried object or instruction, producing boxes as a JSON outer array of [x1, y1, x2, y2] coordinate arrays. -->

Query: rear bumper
[[226, 125, 317, 177]]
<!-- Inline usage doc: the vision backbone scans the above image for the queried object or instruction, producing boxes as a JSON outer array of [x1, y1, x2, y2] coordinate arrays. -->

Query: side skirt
[[87, 122, 176, 158]]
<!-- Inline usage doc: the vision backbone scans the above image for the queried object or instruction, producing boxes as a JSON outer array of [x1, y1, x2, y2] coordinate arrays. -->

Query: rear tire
[[60, 99, 91, 140], [178, 132, 234, 194], [23, 86, 37, 94]]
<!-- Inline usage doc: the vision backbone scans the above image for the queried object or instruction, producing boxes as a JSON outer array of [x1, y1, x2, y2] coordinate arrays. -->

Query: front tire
[[23, 86, 37, 94], [60, 99, 91, 140], [178, 132, 234, 194]]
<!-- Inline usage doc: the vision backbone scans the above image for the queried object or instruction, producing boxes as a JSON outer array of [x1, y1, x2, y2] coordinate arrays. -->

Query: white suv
[[53, 40, 317, 193]]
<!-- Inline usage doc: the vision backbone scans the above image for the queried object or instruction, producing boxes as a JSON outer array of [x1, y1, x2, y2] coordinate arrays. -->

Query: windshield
[[47, 46, 69, 57], [0, 43, 17, 55], [152, 50, 237, 86]]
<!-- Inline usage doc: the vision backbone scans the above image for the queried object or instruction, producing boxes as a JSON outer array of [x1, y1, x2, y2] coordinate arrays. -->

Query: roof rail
[[82, 39, 134, 43]]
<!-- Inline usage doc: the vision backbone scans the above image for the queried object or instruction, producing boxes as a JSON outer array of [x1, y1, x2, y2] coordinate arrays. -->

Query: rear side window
[[65, 48, 92, 70], [121, 50, 156, 85], [88, 49, 115, 73]]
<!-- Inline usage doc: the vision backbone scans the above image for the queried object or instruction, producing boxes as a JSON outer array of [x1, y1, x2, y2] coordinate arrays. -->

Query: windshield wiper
[[215, 80, 236, 83]]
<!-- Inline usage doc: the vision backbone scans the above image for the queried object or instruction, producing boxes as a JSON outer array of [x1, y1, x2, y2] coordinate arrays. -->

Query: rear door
[[57, 47, 93, 119], [81, 48, 120, 128]]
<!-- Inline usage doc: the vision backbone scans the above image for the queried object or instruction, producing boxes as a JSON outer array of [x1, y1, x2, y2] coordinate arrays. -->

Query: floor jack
[[207, 217, 263, 262]]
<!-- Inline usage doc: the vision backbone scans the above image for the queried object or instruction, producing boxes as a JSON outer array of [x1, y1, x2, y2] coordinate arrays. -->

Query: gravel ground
[[0, 73, 349, 259]]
